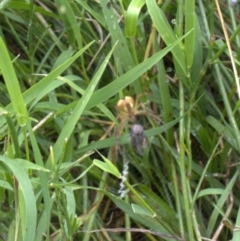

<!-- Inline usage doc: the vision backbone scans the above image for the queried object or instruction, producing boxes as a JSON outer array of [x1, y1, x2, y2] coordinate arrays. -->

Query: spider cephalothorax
[[116, 96, 151, 124], [116, 96, 135, 122]]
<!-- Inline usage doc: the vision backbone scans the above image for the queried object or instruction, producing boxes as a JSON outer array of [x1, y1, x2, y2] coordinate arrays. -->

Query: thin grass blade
[[0, 156, 37, 241], [0, 37, 28, 126]]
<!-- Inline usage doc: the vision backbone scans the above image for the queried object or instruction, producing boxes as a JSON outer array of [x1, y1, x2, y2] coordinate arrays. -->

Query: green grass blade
[[190, 16, 203, 86], [75, 0, 105, 26], [54, 0, 82, 49], [86, 33, 190, 109], [207, 169, 239, 236], [125, 0, 145, 37], [78, 113, 185, 154], [55, 34, 190, 117], [6, 2, 59, 18], [101, 190, 180, 238], [184, 0, 195, 69], [93, 155, 121, 178], [0, 41, 94, 127], [232, 197, 240, 241], [48, 42, 117, 166], [0, 0, 10, 10], [0, 156, 37, 241], [54, 0, 75, 46], [100, 0, 142, 93], [0, 37, 28, 126], [27, 107, 55, 240], [213, 64, 240, 151], [146, 0, 187, 76]]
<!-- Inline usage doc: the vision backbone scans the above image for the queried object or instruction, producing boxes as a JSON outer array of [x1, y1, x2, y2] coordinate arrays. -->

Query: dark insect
[[130, 124, 148, 156]]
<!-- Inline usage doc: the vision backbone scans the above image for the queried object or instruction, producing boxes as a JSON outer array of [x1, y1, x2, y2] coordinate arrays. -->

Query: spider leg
[[100, 113, 121, 140], [100, 122, 115, 140], [134, 93, 148, 110], [135, 107, 162, 125]]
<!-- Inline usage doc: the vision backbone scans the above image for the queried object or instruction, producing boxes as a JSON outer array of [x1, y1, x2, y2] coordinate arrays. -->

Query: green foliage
[[0, 0, 240, 240]]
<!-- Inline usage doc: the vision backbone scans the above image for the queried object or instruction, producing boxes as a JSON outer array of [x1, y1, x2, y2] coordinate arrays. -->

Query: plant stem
[[82, 171, 109, 241], [179, 81, 194, 240]]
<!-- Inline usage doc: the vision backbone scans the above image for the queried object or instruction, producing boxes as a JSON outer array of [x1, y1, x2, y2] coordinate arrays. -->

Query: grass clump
[[0, 0, 240, 240]]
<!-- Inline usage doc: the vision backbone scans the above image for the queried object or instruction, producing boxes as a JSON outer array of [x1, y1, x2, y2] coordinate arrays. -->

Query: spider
[[100, 95, 160, 157], [100, 95, 153, 139]]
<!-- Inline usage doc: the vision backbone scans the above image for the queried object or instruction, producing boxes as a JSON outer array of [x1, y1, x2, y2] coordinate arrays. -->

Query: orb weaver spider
[[100, 95, 160, 157]]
